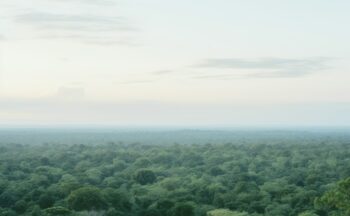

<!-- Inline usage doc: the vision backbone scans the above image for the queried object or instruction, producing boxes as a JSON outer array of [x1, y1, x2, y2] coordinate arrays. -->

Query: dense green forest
[[0, 129, 350, 215]]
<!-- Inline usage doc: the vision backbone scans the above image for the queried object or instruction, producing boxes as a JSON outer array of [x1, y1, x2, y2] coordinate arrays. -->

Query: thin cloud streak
[[15, 13, 131, 32], [14, 11, 136, 45], [84, 37, 139, 46], [149, 57, 333, 80], [193, 57, 333, 78], [54, 0, 117, 6], [117, 80, 155, 85], [151, 70, 174, 75], [192, 74, 239, 80]]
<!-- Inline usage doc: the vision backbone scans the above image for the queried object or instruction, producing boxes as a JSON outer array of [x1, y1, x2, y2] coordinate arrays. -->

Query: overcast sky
[[0, 0, 349, 126]]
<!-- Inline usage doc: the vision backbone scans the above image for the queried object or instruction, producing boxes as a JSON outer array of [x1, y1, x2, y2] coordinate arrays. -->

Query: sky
[[0, 0, 349, 126]]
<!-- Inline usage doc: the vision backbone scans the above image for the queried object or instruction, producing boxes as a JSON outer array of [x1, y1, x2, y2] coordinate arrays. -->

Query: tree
[[0, 208, 17, 216], [134, 158, 152, 168], [102, 188, 131, 211], [156, 199, 174, 215], [0, 191, 17, 208], [316, 177, 350, 215], [14, 200, 27, 214], [135, 170, 156, 185], [38, 193, 55, 209], [172, 203, 195, 216], [67, 187, 107, 211], [207, 209, 249, 216], [106, 208, 124, 216], [58, 174, 80, 195], [138, 209, 161, 216], [31, 205, 44, 216], [44, 206, 71, 216], [209, 167, 225, 176], [298, 211, 318, 216]]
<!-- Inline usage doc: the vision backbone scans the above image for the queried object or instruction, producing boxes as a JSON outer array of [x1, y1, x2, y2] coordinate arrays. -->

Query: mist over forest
[[1, 127, 349, 145], [1, 0, 350, 215]]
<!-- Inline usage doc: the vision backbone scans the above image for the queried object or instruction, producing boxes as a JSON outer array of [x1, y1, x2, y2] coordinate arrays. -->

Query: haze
[[0, 0, 349, 126]]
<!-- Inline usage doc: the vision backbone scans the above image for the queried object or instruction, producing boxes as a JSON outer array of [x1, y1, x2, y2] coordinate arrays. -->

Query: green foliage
[[0, 208, 17, 216], [67, 187, 107, 211], [13, 200, 26, 214], [102, 188, 131, 211], [316, 177, 350, 215], [207, 209, 249, 216], [31, 205, 43, 216], [138, 208, 161, 216], [134, 158, 152, 168], [172, 203, 195, 216], [44, 206, 71, 216], [134, 170, 157, 185], [297, 211, 318, 216], [106, 208, 124, 216], [38, 193, 55, 209], [0, 131, 350, 215]]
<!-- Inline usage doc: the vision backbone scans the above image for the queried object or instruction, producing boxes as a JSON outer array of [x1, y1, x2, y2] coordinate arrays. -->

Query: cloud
[[55, 85, 85, 100], [193, 57, 333, 78], [16, 12, 131, 31], [116, 70, 175, 85], [117, 80, 155, 85], [15, 12, 136, 45], [151, 70, 174, 75], [83, 37, 139, 46], [53, 0, 116, 6], [191, 74, 238, 80], [40, 34, 138, 46]]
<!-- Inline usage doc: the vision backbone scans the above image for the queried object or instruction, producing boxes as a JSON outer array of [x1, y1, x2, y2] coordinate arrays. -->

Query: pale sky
[[0, 0, 349, 126]]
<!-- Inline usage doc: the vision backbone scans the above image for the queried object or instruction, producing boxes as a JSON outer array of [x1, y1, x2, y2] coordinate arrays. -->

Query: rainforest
[[0, 129, 349, 216]]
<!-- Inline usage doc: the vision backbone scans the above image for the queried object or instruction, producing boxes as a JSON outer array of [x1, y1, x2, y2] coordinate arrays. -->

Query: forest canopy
[[0, 129, 350, 215]]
